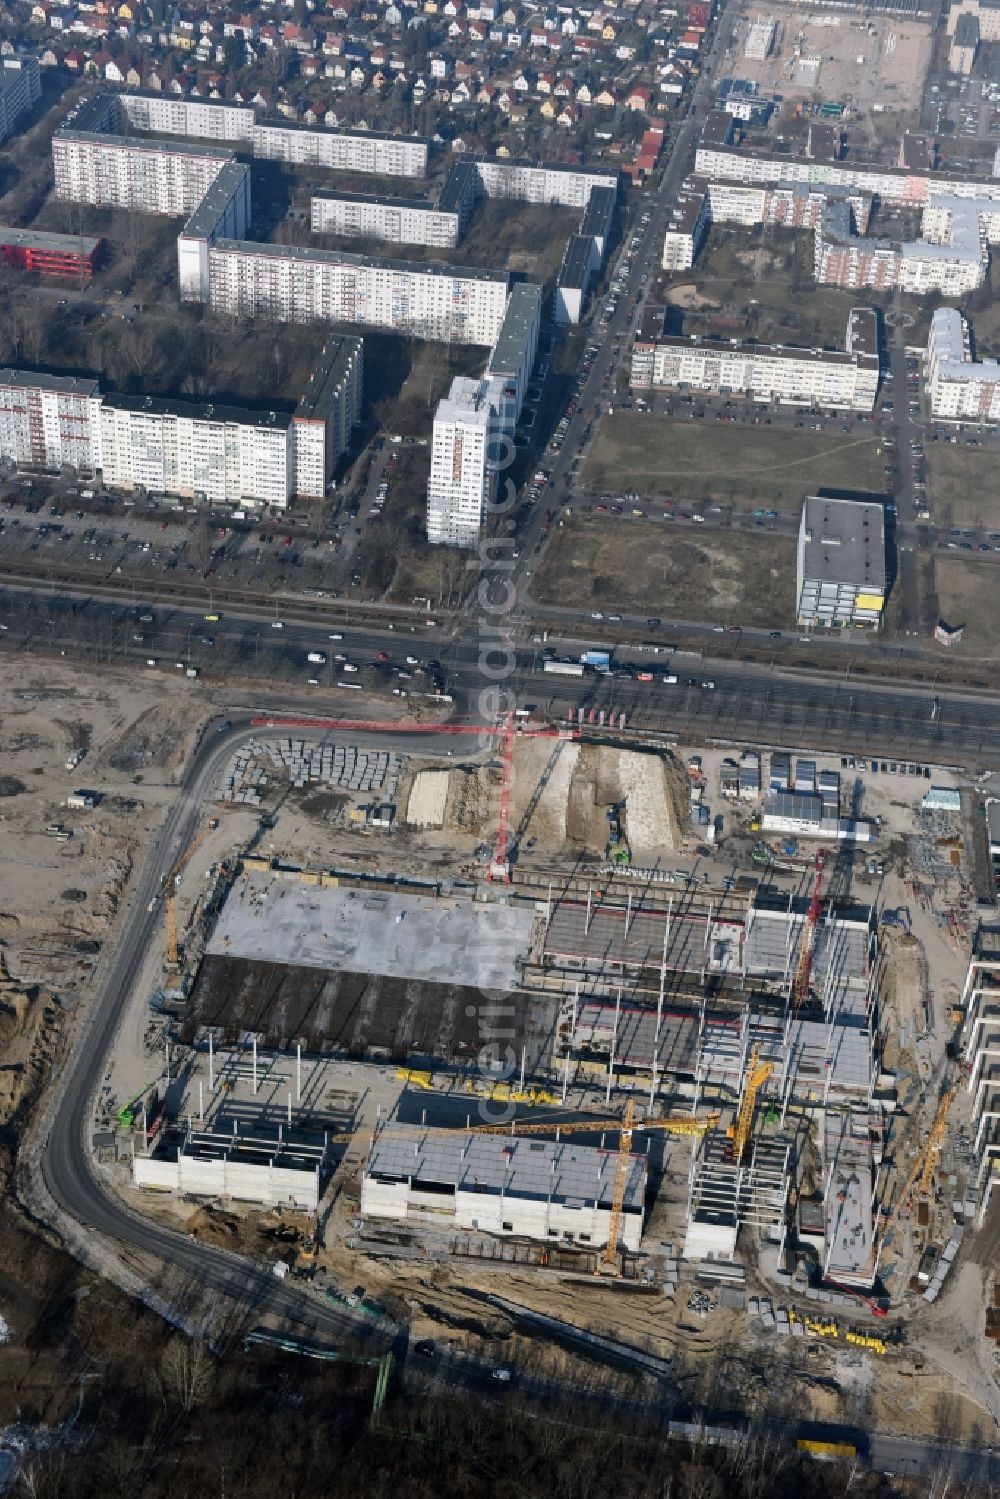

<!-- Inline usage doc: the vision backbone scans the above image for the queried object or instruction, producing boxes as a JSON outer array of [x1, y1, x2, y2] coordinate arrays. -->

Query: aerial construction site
[[16, 671, 991, 1449]]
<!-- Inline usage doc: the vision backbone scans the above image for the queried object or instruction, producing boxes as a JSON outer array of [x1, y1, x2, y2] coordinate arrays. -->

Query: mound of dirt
[[0, 777, 26, 798], [446, 765, 501, 835]]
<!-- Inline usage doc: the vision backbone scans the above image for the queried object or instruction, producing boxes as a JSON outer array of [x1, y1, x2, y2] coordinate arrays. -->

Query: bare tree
[[155, 1335, 215, 1414]]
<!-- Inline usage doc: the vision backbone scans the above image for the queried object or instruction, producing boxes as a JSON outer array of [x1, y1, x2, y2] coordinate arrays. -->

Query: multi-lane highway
[[3, 578, 1000, 767]]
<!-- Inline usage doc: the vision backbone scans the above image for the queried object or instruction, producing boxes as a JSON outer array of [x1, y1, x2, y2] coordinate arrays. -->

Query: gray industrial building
[[796, 493, 887, 629], [362, 1126, 646, 1250]]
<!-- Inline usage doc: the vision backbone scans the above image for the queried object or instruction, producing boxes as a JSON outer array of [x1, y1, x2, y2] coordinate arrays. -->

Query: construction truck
[[605, 800, 631, 866]]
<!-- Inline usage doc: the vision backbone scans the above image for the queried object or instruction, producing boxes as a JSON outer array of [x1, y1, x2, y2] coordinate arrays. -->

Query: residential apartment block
[[0, 369, 102, 474], [631, 307, 880, 412], [484, 283, 542, 439], [556, 233, 600, 324], [252, 118, 428, 177], [426, 376, 499, 548], [117, 90, 256, 143], [470, 155, 618, 209], [310, 190, 462, 249], [796, 493, 886, 630], [176, 160, 253, 300], [924, 307, 1000, 422], [0, 341, 361, 508], [0, 55, 41, 147], [53, 128, 236, 216], [98, 394, 296, 509], [290, 337, 365, 498], [197, 239, 510, 346]]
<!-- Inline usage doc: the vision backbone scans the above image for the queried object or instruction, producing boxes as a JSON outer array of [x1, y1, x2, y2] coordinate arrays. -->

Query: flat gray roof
[[211, 235, 510, 283], [580, 183, 617, 237], [294, 336, 362, 421], [312, 188, 432, 213], [559, 233, 594, 289], [120, 87, 255, 115], [255, 116, 428, 147], [182, 160, 249, 238], [366, 1125, 647, 1211], [652, 333, 871, 369], [489, 282, 541, 373], [800, 493, 887, 591], [209, 872, 535, 990], [437, 159, 480, 215], [56, 127, 234, 161], [0, 224, 101, 254], [102, 391, 291, 428], [0, 367, 100, 397]]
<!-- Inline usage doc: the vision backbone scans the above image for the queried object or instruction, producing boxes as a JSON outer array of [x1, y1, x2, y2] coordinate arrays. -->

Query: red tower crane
[[791, 848, 827, 1009], [250, 712, 577, 881]]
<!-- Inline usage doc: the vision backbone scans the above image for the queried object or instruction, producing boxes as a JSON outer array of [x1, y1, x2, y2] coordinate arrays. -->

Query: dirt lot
[[926, 444, 1000, 531], [730, 6, 932, 114], [584, 413, 885, 510], [531, 516, 798, 626], [0, 658, 210, 992], [931, 555, 1000, 658]]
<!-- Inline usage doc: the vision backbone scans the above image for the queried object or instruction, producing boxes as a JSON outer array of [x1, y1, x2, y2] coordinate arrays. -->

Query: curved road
[[36, 713, 400, 1349]]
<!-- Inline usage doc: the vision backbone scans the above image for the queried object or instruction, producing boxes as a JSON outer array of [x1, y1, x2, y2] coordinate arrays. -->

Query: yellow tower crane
[[726, 1044, 775, 1165], [600, 1096, 636, 1273], [878, 1083, 957, 1271]]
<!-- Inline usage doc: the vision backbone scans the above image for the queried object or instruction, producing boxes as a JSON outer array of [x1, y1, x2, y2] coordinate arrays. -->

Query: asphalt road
[[38, 713, 394, 1354], [5, 580, 1000, 766]]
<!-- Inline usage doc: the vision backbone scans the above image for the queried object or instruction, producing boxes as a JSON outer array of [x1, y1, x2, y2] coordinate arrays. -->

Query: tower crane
[[726, 1044, 774, 1165], [250, 713, 578, 882], [600, 1096, 635, 1273], [876, 1083, 957, 1282], [791, 848, 827, 1009]]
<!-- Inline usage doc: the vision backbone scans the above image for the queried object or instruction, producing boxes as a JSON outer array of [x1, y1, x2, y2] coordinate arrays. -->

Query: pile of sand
[[405, 769, 450, 829], [516, 742, 683, 859]]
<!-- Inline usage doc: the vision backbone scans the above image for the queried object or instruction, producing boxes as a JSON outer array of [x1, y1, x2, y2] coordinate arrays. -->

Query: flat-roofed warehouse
[[362, 1125, 647, 1249], [184, 872, 557, 1070], [796, 492, 887, 629]]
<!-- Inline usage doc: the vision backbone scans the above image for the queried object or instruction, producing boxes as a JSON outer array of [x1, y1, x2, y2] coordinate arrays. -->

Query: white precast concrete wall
[[134, 1151, 320, 1211]]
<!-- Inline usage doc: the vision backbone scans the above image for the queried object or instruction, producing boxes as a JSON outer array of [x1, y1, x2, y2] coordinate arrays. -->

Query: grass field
[[932, 556, 1000, 658], [584, 414, 886, 511], [531, 516, 797, 626], [926, 444, 1000, 530]]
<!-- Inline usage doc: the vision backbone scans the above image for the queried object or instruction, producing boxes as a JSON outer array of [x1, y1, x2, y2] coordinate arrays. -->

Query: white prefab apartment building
[[0, 340, 361, 506], [426, 375, 499, 548], [484, 282, 542, 438], [118, 90, 256, 142], [796, 493, 887, 630], [362, 1127, 647, 1251], [99, 394, 295, 508], [632, 308, 880, 412], [471, 155, 618, 209], [310, 190, 462, 249], [199, 239, 510, 345], [0, 55, 41, 146], [252, 119, 428, 177], [0, 369, 102, 473], [924, 306, 1000, 421], [53, 129, 236, 216]]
